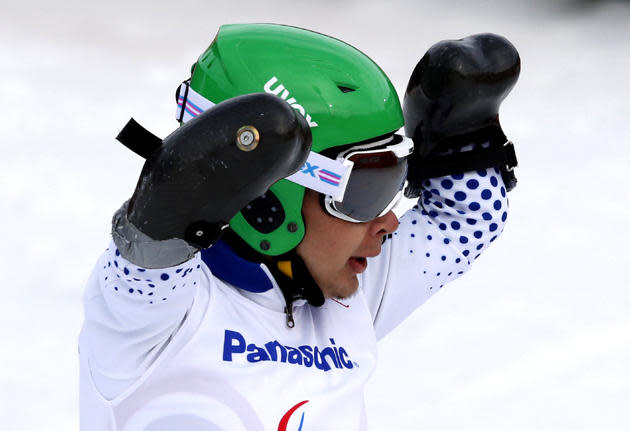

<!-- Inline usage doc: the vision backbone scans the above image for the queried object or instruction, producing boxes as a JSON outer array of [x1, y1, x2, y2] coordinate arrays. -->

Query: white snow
[[1, 0, 629, 429]]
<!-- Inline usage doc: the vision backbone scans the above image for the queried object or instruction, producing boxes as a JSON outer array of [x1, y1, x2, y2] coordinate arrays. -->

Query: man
[[80, 24, 519, 430]]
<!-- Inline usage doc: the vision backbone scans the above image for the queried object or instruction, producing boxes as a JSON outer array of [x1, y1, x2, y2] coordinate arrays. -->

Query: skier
[[79, 24, 520, 430]]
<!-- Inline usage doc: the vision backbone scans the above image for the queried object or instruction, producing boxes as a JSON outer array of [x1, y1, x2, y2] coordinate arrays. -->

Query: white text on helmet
[[264, 77, 319, 128]]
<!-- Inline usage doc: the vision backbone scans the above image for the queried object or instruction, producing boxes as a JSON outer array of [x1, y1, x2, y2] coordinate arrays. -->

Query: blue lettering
[[299, 345, 314, 367], [320, 347, 339, 371], [330, 338, 342, 368], [223, 330, 246, 361], [286, 346, 303, 365], [301, 162, 319, 177], [247, 343, 270, 362], [313, 347, 332, 372], [338, 347, 353, 369], [222, 330, 354, 371], [264, 340, 288, 362]]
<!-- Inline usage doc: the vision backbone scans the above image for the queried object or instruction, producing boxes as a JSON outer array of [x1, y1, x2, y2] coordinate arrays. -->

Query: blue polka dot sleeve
[[361, 168, 509, 339], [81, 241, 204, 398], [94, 242, 202, 309], [418, 168, 508, 262]]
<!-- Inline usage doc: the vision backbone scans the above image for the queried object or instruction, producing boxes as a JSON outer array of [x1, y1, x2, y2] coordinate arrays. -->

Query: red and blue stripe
[[318, 169, 342, 186], [177, 96, 205, 118]]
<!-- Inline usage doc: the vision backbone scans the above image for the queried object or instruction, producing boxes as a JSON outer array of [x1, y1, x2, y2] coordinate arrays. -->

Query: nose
[[368, 210, 399, 237]]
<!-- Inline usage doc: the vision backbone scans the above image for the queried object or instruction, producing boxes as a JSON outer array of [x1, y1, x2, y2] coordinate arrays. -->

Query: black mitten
[[404, 33, 520, 198], [124, 93, 311, 249]]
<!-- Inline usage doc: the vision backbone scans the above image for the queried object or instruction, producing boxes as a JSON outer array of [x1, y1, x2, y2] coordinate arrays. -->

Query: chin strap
[[272, 251, 326, 328], [221, 231, 325, 328], [274, 251, 325, 306]]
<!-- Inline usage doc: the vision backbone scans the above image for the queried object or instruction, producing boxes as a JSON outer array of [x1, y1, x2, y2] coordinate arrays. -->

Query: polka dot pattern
[[100, 243, 202, 305], [394, 167, 508, 296], [466, 179, 479, 189]]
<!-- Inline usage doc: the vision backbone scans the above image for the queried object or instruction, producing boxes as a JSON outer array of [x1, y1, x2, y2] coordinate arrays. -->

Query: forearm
[[363, 33, 520, 338], [418, 167, 508, 263], [81, 238, 203, 399], [362, 168, 508, 339]]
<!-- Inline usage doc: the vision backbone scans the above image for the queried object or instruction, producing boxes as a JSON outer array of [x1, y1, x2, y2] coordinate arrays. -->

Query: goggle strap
[[284, 152, 353, 201], [173, 85, 399, 201], [176, 82, 216, 123]]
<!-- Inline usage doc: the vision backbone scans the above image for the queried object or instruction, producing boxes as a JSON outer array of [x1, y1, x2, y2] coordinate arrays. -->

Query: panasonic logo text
[[222, 329, 354, 372], [263, 77, 319, 128]]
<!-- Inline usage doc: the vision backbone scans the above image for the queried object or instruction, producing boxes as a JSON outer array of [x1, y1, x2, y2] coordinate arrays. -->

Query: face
[[296, 189, 399, 299]]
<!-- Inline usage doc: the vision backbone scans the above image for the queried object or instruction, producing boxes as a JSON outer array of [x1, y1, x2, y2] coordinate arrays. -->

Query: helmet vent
[[337, 85, 356, 93], [241, 191, 286, 234]]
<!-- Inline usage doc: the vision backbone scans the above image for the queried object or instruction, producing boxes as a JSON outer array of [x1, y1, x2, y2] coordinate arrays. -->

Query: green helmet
[[184, 23, 404, 255]]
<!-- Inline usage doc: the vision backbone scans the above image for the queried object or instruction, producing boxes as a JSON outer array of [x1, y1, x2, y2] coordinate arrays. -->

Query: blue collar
[[200, 239, 274, 293]]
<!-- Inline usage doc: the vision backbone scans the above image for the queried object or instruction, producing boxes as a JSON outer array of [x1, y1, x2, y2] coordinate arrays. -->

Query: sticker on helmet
[[264, 77, 318, 128]]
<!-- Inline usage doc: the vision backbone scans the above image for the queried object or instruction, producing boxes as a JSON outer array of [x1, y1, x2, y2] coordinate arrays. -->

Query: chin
[[322, 276, 359, 300], [336, 285, 360, 300]]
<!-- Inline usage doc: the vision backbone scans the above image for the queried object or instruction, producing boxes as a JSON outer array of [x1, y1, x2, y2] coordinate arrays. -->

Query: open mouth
[[348, 256, 368, 273]]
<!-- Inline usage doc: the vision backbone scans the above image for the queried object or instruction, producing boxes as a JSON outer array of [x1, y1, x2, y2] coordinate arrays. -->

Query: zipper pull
[[284, 302, 295, 329]]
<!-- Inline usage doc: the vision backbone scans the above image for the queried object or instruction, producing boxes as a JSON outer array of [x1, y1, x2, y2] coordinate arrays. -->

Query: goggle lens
[[330, 150, 408, 222]]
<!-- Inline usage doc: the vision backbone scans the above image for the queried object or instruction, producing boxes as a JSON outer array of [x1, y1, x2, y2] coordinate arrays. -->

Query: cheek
[[298, 191, 369, 270], [313, 219, 359, 254], [322, 230, 367, 273], [306, 225, 345, 265]]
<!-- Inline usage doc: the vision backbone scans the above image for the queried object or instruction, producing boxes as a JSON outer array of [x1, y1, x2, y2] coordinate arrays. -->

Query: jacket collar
[[200, 239, 274, 293]]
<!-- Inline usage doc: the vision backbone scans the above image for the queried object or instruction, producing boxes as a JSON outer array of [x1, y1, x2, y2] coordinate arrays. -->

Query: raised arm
[[361, 34, 520, 339], [81, 94, 311, 398]]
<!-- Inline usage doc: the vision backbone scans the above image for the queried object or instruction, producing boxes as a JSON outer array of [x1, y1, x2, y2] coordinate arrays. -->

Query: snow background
[[1, 0, 629, 429]]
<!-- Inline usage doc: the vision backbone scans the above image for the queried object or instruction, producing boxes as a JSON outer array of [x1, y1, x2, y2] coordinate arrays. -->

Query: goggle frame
[[323, 134, 414, 223]]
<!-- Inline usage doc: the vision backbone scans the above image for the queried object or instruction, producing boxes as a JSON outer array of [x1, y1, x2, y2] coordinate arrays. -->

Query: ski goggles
[[286, 134, 413, 223], [325, 134, 412, 222]]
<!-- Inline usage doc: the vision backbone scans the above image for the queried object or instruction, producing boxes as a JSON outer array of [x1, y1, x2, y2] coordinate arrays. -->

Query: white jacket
[[79, 169, 508, 430]]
